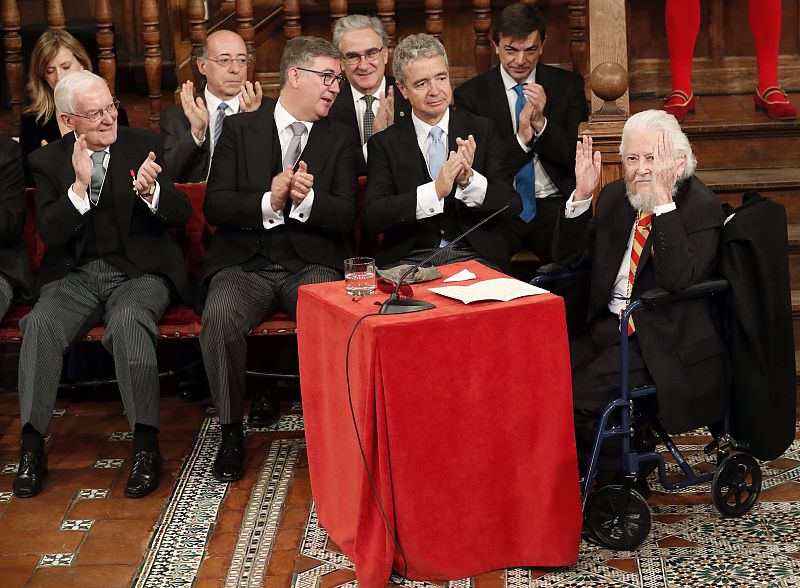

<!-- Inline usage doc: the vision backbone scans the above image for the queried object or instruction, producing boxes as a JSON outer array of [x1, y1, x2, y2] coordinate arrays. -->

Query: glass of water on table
[[344, 257, 376, 296]]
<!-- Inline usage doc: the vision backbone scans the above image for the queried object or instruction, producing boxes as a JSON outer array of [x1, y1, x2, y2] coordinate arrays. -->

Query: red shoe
[[662, 90, 696, 122], [754, 86, 798, 120]]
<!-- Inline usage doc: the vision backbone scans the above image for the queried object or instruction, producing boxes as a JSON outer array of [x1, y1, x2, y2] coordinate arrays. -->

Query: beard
[[625, 186, 658, 212]]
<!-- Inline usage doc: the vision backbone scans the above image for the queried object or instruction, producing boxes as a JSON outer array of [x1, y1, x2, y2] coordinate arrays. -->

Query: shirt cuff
[[564, 190, 592, 218], [362, 142, 369, 164], [653, 202, 677, 215], [192, 131, 206, 147], [68, 185, 91, 215], [289, 188, 314, 222], [516, 134, 532, 153], [415, 181, 444, 219], [455, 169, 487, 208], [261, 191, 285, 229], [140, 182, 160, 212], [533, 117, 548, 139]]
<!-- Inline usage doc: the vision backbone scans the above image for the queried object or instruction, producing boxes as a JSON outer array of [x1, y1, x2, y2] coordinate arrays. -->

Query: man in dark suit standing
[[454, 2, 587, 262], [363, 33, 520, 273], [200, 36, 359, 483], [329, 14, 410, 175], [16, 70, 190, 499], [0, 137, 33, 319], [554, 109, 727, 484], [160, 30, 264, 183]]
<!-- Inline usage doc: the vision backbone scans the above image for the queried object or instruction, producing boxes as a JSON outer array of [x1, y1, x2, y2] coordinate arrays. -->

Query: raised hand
[[270, 166, 294, 211], [72, 134, 92, 197], [179, 80, 209, 141], [651, 130, 681, 206], [373, 86, 395, 133], [289, 160, 314, 205], [135, 151, 161, 200], [574, 135, 601, 201], [238, 81, 264, 113]]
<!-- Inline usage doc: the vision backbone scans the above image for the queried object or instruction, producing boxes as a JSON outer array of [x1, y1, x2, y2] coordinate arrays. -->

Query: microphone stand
[[379, 201, 513, 315]]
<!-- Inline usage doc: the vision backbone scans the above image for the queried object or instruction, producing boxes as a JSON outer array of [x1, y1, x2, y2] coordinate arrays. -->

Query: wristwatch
[[458, 172, 474, 190]]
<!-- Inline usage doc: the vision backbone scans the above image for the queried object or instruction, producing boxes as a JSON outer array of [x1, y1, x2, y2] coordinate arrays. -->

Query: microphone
[[379, 200, 513, 315]]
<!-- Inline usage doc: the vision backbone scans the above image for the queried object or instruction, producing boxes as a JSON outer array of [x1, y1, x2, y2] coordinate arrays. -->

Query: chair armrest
[[639, 279, 729, 306], [529, 263, 590, 287]]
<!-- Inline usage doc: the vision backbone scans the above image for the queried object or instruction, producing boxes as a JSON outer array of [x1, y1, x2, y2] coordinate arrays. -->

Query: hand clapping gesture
[[454, 134, 476, 188], [289, 160, 314, 205], [238, 80, 264, 113], [71, 134, 93, 198], [373, 86, 396, 134], [134, 152, 161, 202], [179, 80, 210, 142]]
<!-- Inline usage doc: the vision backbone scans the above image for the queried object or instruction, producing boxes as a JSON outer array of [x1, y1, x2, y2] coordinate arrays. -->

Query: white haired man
[[554, 109, 727, 485]]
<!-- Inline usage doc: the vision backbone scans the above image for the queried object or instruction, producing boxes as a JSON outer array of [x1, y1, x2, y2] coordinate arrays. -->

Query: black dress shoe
[[178, 378, 210, 402], [248, 384, 281, 428], [13, 451, 48, 498], [125, 450, 163, 498], [212, 431, 245, 482]]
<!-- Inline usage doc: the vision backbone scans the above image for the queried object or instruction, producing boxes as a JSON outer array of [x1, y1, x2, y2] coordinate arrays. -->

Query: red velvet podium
[[297, 261, 581, 587]]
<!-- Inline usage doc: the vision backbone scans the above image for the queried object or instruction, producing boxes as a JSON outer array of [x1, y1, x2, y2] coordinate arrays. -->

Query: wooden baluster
[[95, 0, 115, 94], [424, 0, 443, 39], [142, 0, 162, 131], [44, 0, 65, 28], [188, 0, 207, 88], [220, 0, 235, 15], [283, 0, 301, 40], [330, 0, 347, 33], [568, 0, 587, 79], [472, 0, 491, 74], [236, 0, 255, 80], [2, 0, 23, 136], [376, 0, 396, 68]]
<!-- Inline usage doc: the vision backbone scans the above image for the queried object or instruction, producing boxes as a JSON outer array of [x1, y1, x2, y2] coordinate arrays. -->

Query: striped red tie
[[626, 211, 653, 335]]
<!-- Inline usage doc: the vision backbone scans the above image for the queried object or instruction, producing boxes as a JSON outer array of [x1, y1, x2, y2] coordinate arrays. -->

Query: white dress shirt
[[259, 99, 315, 230]]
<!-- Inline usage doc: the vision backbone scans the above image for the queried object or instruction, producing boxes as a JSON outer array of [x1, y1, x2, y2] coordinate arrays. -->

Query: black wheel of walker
[[585, 485, 651, 550], [712, 452, 761, 517]]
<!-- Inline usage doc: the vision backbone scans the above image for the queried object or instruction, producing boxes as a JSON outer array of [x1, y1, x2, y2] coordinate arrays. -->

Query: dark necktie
[[90, 151, 106, 206], [282, 122, 306, 170], [362, 95, 376, 144], [212, 102, 228, 149], [513, 83, 537, 223], [427, 126, 446, 180]]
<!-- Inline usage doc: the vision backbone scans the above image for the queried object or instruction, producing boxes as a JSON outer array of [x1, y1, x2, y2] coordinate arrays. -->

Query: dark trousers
[[18, 259, 170, 434], [200, 263, 341, 424], [570, 313, 654, 483], [508, 196, 566, 263]]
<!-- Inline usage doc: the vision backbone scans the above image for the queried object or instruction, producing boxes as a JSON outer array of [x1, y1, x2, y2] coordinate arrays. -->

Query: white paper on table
[[429, 278, 548, 304], [443, 269, 477, 283]]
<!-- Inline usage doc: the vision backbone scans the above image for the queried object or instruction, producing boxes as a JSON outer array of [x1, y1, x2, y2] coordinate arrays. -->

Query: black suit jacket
[[203, 97, 360, 283], [454, 64, 587, 197], [327, 75, 411, 175], [0, 137, 33, 298], [363, 108, 521, 273], [553, 176, 728, 433], [28, 127, 191, 301]]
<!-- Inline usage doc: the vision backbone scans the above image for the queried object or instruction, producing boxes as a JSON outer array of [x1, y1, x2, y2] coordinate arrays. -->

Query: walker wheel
[[712, 452, 761, 517], [585, 485, 651, 550]]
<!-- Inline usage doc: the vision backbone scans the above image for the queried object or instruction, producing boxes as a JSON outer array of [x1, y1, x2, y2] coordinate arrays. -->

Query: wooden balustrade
[[95, 0, 115, 94], [283, 0, 301, 40], [236, 0, 255, 80], [376, 0, 396, 52], [188, 0, 207, 88], [472, 0, 491, 75], [2, 0, 23, 136], [142, 0, 162, 131], [424, 0, 443, 39], [45, 0, 64, 28], [330, 0, 347, 33]]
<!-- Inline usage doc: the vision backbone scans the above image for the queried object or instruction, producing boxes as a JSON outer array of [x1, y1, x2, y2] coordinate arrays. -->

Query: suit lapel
[[488, 66, 515, 137], [393, 115, 429, 184], [447, 108, 468, 152], [108, 132, 135, 229], [300, 117, 334, 174], [245, 100, 280, 187]]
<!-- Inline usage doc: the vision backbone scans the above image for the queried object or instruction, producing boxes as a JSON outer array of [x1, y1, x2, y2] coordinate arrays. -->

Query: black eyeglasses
[[343, 47, 384, 66], [67, 98, 120, 123], [205, 55, 249, 68], [295, 67, 345, 87]]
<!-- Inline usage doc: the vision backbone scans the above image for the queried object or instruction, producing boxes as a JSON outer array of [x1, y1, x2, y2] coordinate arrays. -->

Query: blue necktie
[[513, 83, 537, 223], [427, 126, 446, 180], [212, 102, 228, 149]]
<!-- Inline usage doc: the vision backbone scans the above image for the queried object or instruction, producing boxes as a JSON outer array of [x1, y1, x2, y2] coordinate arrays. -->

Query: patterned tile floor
[[0, 384, 799, 587]]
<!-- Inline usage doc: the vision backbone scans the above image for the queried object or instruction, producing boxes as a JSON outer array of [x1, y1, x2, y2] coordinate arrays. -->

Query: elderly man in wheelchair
[[548, 109, 767, 549]]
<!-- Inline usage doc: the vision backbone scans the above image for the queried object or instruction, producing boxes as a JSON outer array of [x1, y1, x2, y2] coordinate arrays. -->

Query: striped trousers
[[385, 246, 500, 271], [0, 274, 11, 320], [200, 263, 341, 424], [18, 259, 170, 434]]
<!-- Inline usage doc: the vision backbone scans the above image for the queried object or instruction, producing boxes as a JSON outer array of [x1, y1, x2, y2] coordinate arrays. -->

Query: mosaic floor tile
[[1, 462, 17, 474], [109, 431, 134, 441], [245, 413, 304, 432], [52, 408, 66, 417], [61, 519, 95, 531], [76, 489, 109, 500], [93, 458, 125, 469], [0, 491, 13, 503], [38, 553, 75, 567]]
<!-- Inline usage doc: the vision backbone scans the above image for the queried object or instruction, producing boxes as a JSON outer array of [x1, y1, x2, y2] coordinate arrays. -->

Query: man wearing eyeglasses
[[363, 34, 520, 274], [329, 14, 411, 175], [16, 70, 191, 500], [161, 30, 265, 183], [200, 36, 359, 483], [454, 2, 587, 264]]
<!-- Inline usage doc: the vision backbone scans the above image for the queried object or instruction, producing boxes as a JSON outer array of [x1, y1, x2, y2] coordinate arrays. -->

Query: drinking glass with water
[[344, 257, 376, 296]]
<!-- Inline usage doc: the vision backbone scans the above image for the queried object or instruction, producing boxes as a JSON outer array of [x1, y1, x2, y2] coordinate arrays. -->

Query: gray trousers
[[200, 263, 341, 424], [18, 259, 170, 434], [0, 274, 11, 320]]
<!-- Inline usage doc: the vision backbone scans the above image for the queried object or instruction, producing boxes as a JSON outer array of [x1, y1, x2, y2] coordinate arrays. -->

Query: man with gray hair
[[160, 29, 265, 182], [363, 33, 520, 273], [200, 36, 359, 483], [329, 14, 410, 174], [553, 109, 727, 486], [17, 70, 191, 499]]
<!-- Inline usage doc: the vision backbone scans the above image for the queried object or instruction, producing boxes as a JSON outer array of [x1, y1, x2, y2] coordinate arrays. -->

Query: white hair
[[620, 109, 697, 180], [332, 14, 389, 50], [53, 70, 107, 115], [392, 33, 448, 87]]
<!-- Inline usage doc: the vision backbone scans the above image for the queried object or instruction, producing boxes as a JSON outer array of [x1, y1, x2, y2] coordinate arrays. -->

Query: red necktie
[[626, 211, 653, 335]]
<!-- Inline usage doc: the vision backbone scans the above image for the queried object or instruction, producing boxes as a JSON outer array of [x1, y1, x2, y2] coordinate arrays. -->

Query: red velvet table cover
[[297, 261, 581, 587]]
